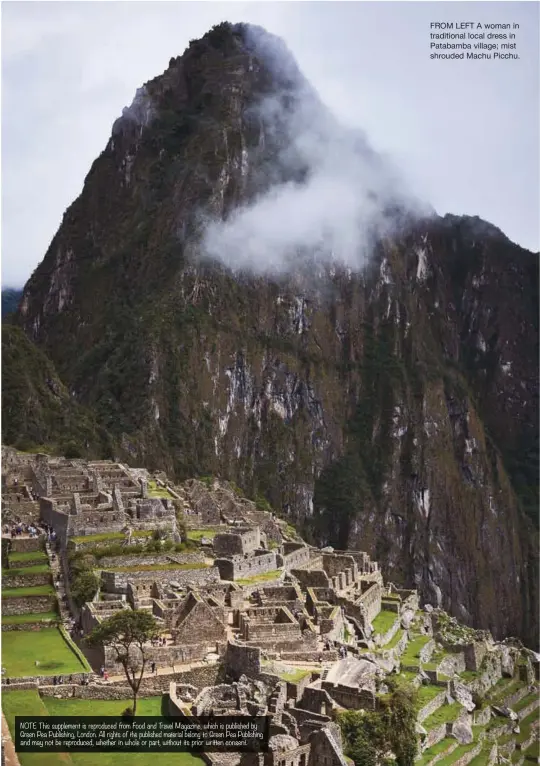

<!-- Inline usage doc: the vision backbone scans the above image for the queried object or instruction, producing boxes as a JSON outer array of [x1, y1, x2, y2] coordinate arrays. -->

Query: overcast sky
[[2, 1, 539, 287]]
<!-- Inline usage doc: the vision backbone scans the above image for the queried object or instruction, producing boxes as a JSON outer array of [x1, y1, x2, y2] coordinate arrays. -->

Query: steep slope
[[13, 23, 538, 644], [1, 325, 113, 458], [1, 288, 23, 318]]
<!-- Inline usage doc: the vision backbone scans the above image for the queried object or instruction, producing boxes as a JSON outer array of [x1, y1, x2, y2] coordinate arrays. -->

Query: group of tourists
[[3, 522, 40, 538]]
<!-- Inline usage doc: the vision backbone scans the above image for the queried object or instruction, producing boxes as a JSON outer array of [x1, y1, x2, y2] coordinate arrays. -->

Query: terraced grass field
[[2, 690, 203, 766], [371, 609, 399, 636], [2, 611, 59, 625], [2, 584, 55, 597], [2, 628, 88, 677]]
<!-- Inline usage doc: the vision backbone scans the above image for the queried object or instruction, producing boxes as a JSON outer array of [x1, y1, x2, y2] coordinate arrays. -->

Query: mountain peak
[[11, 22, 538, 647]]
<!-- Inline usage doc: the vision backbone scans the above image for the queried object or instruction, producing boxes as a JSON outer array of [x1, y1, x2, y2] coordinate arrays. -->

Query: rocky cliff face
[[13, 23, 538, 644]]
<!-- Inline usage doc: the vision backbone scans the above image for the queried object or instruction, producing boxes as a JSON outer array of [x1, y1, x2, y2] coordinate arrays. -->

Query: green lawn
[[524, 739, 540, 762], [236, 569, 283, 585], [2, 584, 55, 597], [2, 628, 88, 677], [384, 628, 405, 650], [372, 609, 399, 636], [2, 690, 73, 766], [487, 677, 522, 703], [3, 691, 203, 766], [277, 669, 312, 683], [3, 563, 51, 576], [416, 684, 445, 709], [513, 690, 539, 712], [102, 562, 209, 573], [417, 738, 456, 766], [8, 551, 48, 564], [147, 480, 173, 499], [516, 710, 539, 744], [71, 531, 153, 544], [469, 745, 496, 766], [401, 634, 431, 665], [422, 702, 464, 730], [437, 742, 477, 765], [186, 528, 221, 541], [2, 611, 59, 625]]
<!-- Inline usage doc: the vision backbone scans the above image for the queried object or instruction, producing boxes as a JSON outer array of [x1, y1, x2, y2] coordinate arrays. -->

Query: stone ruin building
[[2, 448, 539, 766]]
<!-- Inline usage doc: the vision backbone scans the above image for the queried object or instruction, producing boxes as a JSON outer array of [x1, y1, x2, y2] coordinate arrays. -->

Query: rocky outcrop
[[9, 23, 538, 644]]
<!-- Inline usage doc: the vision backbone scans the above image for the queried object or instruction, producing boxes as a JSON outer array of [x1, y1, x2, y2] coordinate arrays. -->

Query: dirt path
[[2, 713, 21, 766]]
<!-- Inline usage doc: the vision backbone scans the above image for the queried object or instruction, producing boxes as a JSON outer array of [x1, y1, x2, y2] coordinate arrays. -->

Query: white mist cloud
[[202, 29, 429, 277]]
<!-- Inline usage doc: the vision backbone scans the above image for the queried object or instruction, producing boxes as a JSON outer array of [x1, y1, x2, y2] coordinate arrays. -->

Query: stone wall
[[98, 553, 205, 568], [463, 642, 488, 671], [104, 643, 206, 671], [3, 573, 52, 589], [322, 553, 358, 581], [286, 672, 313, 703], [214, 551, 277, 581], [279, 545, 311, 572], [101, 566, 220, 594], [213, 528, 260, 557], [438, 651, 466, 676], [416, 690, 447, 723], [39, 500, 70, 545], [2, 595, 56, 616], [8, 536, 45, 554], [322, 682, 377, 711], [291, 570, 330, 589], [3, 672, 93, 688], [308, 727, 349, 766], [358, 582, 382, 625], [423, 722, 447, 750], [223, 642, 261, 679], [2, 618, 59, 632], [281, 650, 339, 664]]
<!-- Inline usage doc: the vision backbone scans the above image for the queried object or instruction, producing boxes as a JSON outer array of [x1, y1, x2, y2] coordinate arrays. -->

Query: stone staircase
[[45, 541, 72, 628]]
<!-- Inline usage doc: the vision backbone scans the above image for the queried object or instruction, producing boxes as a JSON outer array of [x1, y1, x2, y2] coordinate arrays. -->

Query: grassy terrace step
[[424, 650, 447, 672], [401, 634, 431, 666], [2, 689, 74, 766], [8, 551, 48, 564], [416, 685, 446, 710], [437, 741, 478, 765], [372, 609, 399, 636], [70, 531, 153, 544], [2, 611, 59, 625], [186, 528, 221, 541], [101, 562, 210, 573], [423, 702, 464, 731], [2, 628, 89, 677], [460, 670, 481, 683], [516, 710, 540, 746], [487, 677, 523, 703], [2, 584, 55, 597], [384, 628, 405, 649], [513, 691, 539, 713], [3, 564, 51, 576], [468, 744, 495, 766], [236, 570, 283, 586], [417, 737, 457, 765], [277, 668, 312, 683], [147, 480, 173, 499], [2, 690, 203, 766], [524, 740, 539, 762]]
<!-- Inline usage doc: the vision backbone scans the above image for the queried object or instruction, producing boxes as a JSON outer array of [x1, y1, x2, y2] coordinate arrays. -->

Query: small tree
[[71, 571, 99, 607], [85, 610, 159, 714], [172, 499, 187, 541]]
